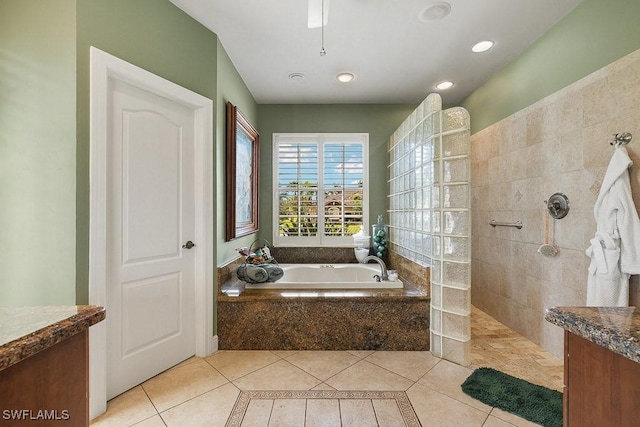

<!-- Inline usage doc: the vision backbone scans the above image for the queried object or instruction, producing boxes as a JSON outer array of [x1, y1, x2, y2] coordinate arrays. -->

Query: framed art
[[226, 102, 259, 241]]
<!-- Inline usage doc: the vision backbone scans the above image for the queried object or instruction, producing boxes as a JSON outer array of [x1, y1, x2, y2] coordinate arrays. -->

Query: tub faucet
[[362, 255, 388, 281]]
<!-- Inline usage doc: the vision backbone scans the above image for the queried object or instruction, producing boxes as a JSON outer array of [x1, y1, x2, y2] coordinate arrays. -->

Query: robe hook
[[610, 132, 632, 146]]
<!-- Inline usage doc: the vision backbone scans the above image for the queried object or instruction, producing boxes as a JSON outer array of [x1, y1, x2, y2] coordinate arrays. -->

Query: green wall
[[1, 0, 257, 337], [0, 0, 76, 305], [216, 40, 259, 265], [462, 0, 640, 133], [257, 104, 415, 243], [75, 0, 219, 304], [6, 0, 639, 321]]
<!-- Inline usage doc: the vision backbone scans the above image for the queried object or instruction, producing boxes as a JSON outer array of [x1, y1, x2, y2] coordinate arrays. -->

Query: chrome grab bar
[[490, 220, 523, 229]]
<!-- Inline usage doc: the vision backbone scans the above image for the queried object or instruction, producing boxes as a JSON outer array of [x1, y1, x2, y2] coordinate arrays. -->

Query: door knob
[[182, 241, 195, 249]]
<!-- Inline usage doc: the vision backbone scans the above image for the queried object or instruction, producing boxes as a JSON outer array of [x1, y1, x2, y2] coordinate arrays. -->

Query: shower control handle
[[546, 193, 570, 219]]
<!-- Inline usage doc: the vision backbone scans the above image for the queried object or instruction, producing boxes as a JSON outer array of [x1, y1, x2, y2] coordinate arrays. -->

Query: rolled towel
[[245, 265, 269, 283], [236, 265, 249, 282], [263, 264, 284, 282]]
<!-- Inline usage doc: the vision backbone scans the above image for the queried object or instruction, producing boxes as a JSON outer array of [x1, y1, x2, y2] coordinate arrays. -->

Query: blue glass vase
[[371, 215, 389, 259]]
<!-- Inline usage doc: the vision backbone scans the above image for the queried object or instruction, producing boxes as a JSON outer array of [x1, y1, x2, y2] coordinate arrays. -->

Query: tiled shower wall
[[471, 48, 640, 358]]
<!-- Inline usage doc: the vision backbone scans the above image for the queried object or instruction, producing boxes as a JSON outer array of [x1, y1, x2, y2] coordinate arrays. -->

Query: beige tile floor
[[470, 307, 564, 392], [91, 307, 562, 427]]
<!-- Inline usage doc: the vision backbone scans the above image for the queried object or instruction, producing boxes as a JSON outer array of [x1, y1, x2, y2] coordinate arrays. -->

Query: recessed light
[[288, 73, 305, 82], [472, 40, 494, 53], [435, 81, 454, 90], [337, 72, 354, 83], [418, 2, 451, 22]]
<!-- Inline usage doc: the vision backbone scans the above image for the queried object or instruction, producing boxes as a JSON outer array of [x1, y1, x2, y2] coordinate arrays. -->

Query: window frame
[[272, 133, 369, 247]]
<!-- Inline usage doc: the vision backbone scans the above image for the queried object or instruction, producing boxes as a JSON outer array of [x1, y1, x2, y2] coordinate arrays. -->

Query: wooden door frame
[[88, 47, 215, 419]]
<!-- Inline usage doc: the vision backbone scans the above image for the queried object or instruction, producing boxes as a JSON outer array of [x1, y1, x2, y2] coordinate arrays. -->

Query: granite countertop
[[545, 306, 640, 364], [0, 305, 105, 372]]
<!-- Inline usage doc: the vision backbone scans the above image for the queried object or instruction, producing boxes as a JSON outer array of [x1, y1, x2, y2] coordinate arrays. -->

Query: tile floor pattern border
[[91, 306, 563, 426], [225, 390, 421, 427]]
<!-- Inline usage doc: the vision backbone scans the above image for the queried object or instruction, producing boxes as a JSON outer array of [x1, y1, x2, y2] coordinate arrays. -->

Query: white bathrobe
[[586, 146, 640, 306]]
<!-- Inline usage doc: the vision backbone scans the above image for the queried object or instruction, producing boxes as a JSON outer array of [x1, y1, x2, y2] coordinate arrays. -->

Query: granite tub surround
[[221, 275, 427, 299], [217, 248, 430, 350], [0, 305, 105, 371], [388, 250, 430, 294], [218, 298, 429, 350], [218, 277, 429, 350], [218, 256, 244, 287], [270, 246, 360, 264], [545, 306, 640, 363]]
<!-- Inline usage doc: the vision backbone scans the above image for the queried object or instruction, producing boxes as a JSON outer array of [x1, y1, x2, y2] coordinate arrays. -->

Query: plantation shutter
[[276, 141, 319, 237], [274, 134, 369, 246]]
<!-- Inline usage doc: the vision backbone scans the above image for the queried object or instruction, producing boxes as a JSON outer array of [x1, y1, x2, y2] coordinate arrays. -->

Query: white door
[[106, 79, 197, 399]]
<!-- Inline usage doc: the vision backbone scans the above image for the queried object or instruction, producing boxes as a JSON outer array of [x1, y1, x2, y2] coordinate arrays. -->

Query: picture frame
[[226, 102, 260, 241]]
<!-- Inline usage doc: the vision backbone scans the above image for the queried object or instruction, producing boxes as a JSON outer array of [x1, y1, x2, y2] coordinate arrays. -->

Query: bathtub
[[244, 263, 403, 289]]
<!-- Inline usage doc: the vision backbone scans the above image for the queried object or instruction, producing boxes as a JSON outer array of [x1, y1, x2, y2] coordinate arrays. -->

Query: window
[[273, 133, 369, 246]]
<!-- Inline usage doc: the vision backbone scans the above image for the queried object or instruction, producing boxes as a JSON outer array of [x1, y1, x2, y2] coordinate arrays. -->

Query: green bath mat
[[461, 367, 563, 427]]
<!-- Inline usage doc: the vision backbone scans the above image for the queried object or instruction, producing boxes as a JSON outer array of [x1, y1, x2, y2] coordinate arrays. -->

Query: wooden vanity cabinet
[[564, 331, 640, 427], [0, 330, 88, 427], [0, 306, 104, 426]]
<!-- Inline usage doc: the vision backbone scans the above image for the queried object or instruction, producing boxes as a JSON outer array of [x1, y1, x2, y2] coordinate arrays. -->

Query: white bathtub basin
[[244, 263, 403, 289]]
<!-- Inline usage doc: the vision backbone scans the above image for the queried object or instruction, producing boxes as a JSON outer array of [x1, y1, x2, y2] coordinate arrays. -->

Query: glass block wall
[[387, 93, 471, 365]]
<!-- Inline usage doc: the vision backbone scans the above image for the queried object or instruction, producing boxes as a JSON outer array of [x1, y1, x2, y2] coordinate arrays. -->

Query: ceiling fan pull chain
[[320, 0, 326, 56]]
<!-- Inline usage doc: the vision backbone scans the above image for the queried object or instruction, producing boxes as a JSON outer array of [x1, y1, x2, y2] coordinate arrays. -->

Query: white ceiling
[[169, 0, 583, 105]]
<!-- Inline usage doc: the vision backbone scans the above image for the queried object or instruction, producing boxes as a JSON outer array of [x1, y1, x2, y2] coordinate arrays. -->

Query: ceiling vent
[[419, 2, 451, 22]]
